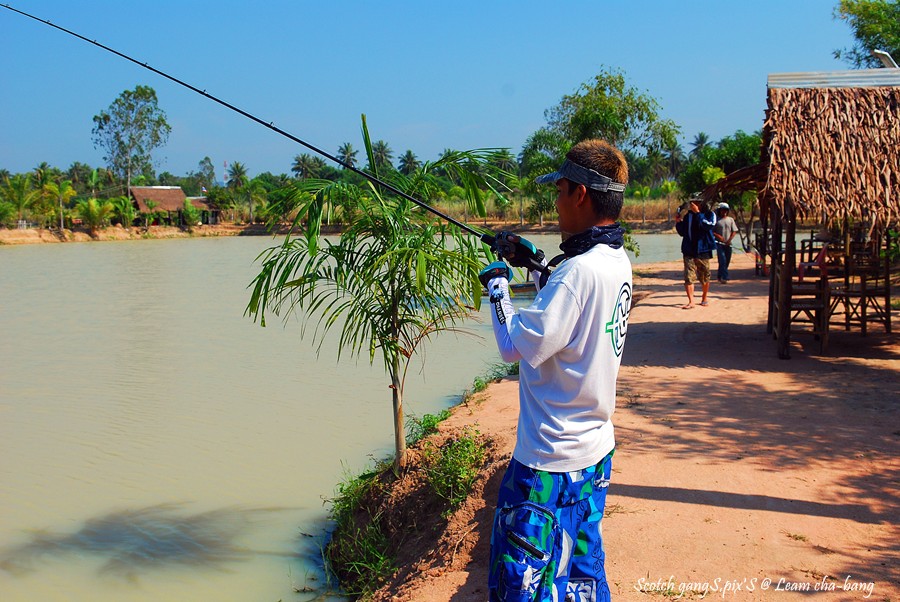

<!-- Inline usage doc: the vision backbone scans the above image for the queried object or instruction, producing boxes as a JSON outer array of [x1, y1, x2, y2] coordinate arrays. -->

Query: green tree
[[703, 166, 726, 185], [92, 85, 171, 193], [3, 173, 38, 224], [76, 198, 114, 237], [196, 156, 217, 188], [227, 161, 250, 222], [292, 153, 326, 179], [833, 0, 900, 68], [633, 184, 652, 225], [679, 130, 762, 195], [370, 140, 394, 173], [664, 141, 685, 179], [110, 195, 137, 227], [43, 180, 78, 230], [66, 162, 93, 194], [86, 168, 102, 198], [398, 150, 420, 175], [182, 199, 201, 229], [518, 129, 569, 226], [247, 116, 496, 473], [659, 179, 679, 220], [337, 142, 359, 169], [0, 199, 14, 228], [32, 162, 61, 190], [544, 66, 680, 153], [690, 132, 710, 158]]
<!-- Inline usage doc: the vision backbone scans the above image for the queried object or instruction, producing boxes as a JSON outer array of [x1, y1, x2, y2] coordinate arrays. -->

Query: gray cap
[[716, 202, 730, 211], [535, 159, 626, 192]]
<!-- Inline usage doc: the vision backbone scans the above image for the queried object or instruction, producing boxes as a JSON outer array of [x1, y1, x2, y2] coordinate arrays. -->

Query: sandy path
[[373, 253, 899, 601]]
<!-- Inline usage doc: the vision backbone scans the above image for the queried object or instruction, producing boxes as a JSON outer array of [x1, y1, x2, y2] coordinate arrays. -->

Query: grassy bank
[[323, 363, 518, 599]]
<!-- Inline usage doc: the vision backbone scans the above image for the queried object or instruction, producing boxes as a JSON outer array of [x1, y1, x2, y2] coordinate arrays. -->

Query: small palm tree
[[76, 198, 114, 237], [633, 184, 651, 225], [3, 173, 39, 224], [111, 196, 137, 227], [247, 116, 495, 473]]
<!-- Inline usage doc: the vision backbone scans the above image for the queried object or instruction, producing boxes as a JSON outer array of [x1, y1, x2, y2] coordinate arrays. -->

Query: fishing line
[[1, 3, 494, 243]]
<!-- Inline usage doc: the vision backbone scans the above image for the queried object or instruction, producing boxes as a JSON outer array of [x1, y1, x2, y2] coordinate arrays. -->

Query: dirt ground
[[370, 253, 899, 601]]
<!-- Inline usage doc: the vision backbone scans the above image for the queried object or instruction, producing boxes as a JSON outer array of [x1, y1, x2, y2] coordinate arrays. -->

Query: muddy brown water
[[0, 233, 682, 601]]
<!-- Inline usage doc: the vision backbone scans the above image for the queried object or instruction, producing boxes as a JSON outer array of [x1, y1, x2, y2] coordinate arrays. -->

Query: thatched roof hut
[[763, 69, 900, 357], [705, 69, 900, 358]]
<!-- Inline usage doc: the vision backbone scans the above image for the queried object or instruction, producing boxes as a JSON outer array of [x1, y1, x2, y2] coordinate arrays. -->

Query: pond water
[[0, 232, 681, 601]]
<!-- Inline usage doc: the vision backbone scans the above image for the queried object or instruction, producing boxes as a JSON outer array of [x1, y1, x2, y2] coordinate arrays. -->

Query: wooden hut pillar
[[765, 193, 777, 334], [776, 202, 797, 359]]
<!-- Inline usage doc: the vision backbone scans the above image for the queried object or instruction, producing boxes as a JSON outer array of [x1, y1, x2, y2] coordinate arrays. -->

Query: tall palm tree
[[645, 149, 667, 186], [43, 180, 78, 230], [66, 162, 93, 194], [87, 168, 101, 198], [398, 150, 420, 175], [227, 161, 250, 222], [336, 143, 358, 169], [371, 140, 394, 172], [291, 153, 325, 179], [690, 132, 710, 158], [664, 141, 685, 179], [32, 162, 55, 189], [490, 149, 518, 174]]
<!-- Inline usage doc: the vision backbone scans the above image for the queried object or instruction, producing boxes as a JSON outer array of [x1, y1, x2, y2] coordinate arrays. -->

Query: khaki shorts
[[683, 255, 711, 285]]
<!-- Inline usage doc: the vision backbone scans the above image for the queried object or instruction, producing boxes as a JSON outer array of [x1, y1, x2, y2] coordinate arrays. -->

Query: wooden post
[[777, 202, 796, 359], [766, 201, 781, 334]]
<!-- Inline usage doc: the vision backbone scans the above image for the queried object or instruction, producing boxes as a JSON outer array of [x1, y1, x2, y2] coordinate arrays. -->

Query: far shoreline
[[0, 220, 676, 246]]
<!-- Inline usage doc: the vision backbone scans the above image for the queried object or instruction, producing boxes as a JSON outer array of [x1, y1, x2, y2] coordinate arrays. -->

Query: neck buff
[[558, 223, 626, 256]]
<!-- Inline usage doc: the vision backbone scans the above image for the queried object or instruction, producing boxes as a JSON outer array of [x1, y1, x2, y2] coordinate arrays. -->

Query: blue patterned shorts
[[488, 451, 613, 602]]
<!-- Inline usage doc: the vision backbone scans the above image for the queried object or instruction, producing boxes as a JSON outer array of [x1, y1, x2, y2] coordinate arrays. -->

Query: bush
[[406, 409, 451, 446], [325, 462, 396, 597], [423, 427, 486, 513]]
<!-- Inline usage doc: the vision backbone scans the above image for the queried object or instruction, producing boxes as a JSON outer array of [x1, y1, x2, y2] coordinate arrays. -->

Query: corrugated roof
[[768, 68, 900, 89]]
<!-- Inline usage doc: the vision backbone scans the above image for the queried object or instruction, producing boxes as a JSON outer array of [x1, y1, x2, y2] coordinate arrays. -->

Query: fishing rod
[[2, 3, 549, 274]]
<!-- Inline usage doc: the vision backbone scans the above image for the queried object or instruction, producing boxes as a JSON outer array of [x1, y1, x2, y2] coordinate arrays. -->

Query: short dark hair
[[563, 139, 628, 221]]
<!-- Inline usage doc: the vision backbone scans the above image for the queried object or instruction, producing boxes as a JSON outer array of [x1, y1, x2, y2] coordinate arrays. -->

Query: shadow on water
[[0, 504, 297, 581]]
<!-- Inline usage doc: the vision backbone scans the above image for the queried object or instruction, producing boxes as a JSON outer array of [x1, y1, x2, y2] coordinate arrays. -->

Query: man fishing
[[480, 139, 633, 602]]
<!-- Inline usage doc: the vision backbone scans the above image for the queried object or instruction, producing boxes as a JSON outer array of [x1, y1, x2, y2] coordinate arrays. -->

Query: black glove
[[492, 231, 546, 271]]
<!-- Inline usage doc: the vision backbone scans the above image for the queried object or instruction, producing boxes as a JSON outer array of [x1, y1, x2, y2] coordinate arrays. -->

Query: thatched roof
[[129, 186, 210, 213], [760, 70, 900, 229], [702, 163, 767, 202]]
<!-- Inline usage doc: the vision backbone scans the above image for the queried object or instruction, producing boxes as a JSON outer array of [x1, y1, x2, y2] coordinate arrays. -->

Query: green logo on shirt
[[605, 283, 631, 357]]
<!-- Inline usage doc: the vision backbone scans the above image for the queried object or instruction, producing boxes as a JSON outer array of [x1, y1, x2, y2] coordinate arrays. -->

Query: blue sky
[[1, 1, 858, 181]]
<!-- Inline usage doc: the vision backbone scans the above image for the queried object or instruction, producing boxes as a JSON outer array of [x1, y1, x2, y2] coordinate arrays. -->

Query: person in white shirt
[[481, 139, 632, 602], [713, 202, 739, 283]]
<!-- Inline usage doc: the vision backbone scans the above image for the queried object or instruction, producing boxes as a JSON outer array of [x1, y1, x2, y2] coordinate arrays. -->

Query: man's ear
[[575, 184, 590, 206]]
